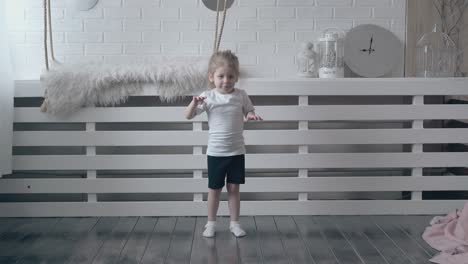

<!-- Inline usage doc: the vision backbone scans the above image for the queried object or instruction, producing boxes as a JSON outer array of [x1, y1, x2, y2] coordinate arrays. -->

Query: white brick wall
[[6, 0, 407, 79]]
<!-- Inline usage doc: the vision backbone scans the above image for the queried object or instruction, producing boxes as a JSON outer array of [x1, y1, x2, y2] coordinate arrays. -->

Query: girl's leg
[[226, 183, 240, 221], [204, 188, 222, 237], [227, 183, 246, 237], [207, 188, 222, 221]]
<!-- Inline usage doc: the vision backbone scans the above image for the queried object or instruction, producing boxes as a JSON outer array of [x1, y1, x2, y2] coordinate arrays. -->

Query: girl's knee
[[226, 183, 239, 193], [208, 188, 222, 195]]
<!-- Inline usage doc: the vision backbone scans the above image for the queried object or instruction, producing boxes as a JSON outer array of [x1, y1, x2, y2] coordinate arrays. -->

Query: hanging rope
[[47, 0, 57, 63], [213, 0, 228, 53], [43, 0, 58, 71], [43, 0, 49, 70]]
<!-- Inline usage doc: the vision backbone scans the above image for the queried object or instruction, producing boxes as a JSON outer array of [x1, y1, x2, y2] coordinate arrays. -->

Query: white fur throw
[[40, 57, 209, 115]]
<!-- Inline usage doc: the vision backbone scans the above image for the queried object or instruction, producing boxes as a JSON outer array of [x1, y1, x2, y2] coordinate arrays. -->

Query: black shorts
[[207, 154, 245, 189]]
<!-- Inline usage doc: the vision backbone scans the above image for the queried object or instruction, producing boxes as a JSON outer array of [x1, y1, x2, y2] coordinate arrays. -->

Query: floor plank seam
[[371, 216, 419, 264]]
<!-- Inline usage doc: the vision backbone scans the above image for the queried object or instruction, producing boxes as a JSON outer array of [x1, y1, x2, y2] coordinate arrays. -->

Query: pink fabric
[[422, 202, 468, 264]]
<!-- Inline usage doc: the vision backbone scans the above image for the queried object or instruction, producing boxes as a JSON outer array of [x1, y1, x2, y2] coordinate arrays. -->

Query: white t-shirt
[[195, 88, 255, 156]]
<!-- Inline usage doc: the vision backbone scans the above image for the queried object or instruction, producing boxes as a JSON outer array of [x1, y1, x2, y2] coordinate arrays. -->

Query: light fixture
[[69, 0, 99, 11], [202, 0, 234, 11]]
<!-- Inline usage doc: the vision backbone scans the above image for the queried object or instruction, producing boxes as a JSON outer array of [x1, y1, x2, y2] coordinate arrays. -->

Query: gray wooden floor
[[0, 215, 438, 264]]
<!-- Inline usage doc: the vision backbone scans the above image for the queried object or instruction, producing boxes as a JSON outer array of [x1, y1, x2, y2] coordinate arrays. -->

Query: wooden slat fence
[[1, 78, 467, 216]]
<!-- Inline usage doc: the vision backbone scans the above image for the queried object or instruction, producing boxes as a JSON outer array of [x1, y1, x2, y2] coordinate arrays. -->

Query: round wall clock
[[344, 24, 402, 77]]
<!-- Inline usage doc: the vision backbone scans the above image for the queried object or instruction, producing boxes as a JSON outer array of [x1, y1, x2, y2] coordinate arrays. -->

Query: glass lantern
[[318, 28, 345, 78], [415, 24, 456, 77], [296, 42, 318, 77]]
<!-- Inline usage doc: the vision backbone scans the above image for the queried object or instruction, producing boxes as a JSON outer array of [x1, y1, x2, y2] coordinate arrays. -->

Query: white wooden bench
[[1, 78, 468, 217]]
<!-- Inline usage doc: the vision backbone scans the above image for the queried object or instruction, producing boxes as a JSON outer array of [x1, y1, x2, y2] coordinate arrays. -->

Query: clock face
[[344, 24, 402, 77]]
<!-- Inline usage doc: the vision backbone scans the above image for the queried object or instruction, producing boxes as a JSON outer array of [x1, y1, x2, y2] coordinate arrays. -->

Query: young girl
[[185, 50, 262, 237]]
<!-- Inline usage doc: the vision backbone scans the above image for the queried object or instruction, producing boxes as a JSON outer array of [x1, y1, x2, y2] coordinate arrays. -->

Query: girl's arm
[[185, 96, 206, 120], [242, 90, 261, 121]]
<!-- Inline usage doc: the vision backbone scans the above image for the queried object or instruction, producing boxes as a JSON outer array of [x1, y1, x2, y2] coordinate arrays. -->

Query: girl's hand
[[193, 96, 206, 105], [246, 112, 263, 121]]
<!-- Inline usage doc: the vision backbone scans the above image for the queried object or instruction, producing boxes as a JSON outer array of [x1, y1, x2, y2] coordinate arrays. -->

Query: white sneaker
[[203, 223, 216, 237], [229, 223, 246, 237]]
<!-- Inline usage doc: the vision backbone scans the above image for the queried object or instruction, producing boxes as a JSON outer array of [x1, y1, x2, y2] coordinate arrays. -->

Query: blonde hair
[[208, 50, 240, 88]]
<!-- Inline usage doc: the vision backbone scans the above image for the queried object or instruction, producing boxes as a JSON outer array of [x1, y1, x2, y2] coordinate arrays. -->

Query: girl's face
[[209, 66, 238, 94]]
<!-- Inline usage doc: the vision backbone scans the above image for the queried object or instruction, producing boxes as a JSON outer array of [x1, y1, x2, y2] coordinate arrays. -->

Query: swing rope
[[43, 0, 58, 71], [213, 0, 228, 53]]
